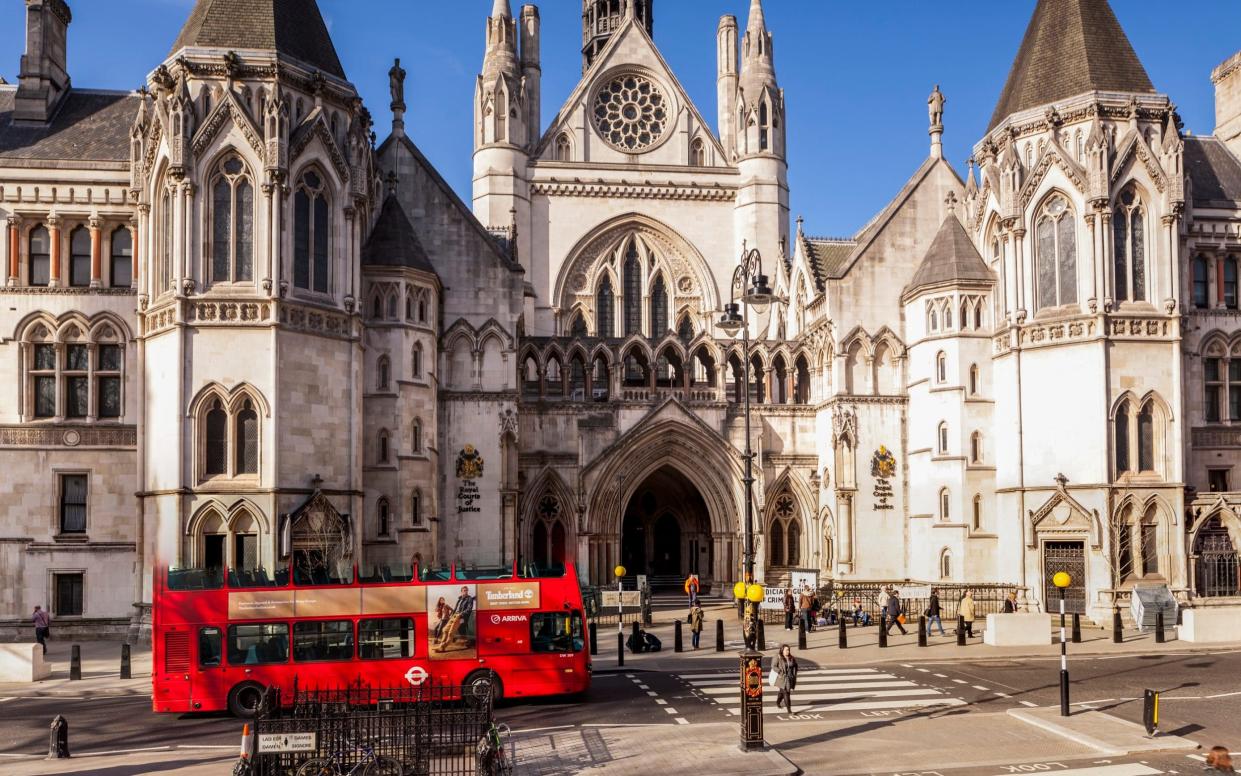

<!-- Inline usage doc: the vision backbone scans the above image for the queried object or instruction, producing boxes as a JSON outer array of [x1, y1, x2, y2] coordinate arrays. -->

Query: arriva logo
[[489, 613, 529, 624]]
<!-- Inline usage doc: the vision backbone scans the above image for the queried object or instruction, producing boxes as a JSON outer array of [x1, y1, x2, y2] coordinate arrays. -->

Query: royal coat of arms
[[456, 445, 485, 480], [870, 446, 896, 478]]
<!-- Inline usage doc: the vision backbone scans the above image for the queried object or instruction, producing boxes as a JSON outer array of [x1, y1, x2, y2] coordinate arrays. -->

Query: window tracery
[[294, 169, 330, 293], [1035, 195, 1077, 310], [210, 155, 254, 284], [1113, 187, 1145, 303], [592, 73, 667, 152]]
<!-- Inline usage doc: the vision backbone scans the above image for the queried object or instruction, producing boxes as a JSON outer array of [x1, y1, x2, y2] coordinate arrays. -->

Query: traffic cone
[[239, 723, 253, 761]]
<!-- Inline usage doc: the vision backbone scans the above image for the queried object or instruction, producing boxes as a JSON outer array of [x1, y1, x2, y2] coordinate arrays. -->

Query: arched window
[[1227, 257, 1239, 310], [944, 303, 953, 329], [372, 294, 383, 320], [794, 355, 811, 404], [759, 101, 770, 150], [1035, 194, 1077, 310], [294, 170, 330, 293], [418, 295, 428, 322], [235, 399, 258, 475], [555, 133, 572, 162], [569, 313, 588, 338], [972, 495, 982, 530], [1115, 506, 1135, 579], [1193, 256, 1209, 309], [749, 354, 765, 403], [377, 356, 391, 391], [387, 294, 397, 319], [677, 315, 694, 343], [929, 308, 938, 332], [936, 351, 947, 384], [939, 489, 950, 521], [727, 353, 744, 402], [205, 399, 228, 476], [378, 431, 390, 464], [787, 519, 800, 566], [772, 355, 789, 403], [110, 227, 132, 288], [159, 187, 173, 293], [546, 357, 564, 398], [974, 302, 983, 330], [1115, 400, 1131, 473], [210, 155, 254, 283], [412, 420, 423, 454], [411, 489, 422, 526], [873, 344, 896, 395], [649, 275, 668, 336], [623, 243, 642, 336], [969, 364, 979, 395], [1138, 401, 1155, 472], [1113, 187, 1145, 302], [769, 493, 800, 566], [691, 138, 706, 166], [970, 432, 982, 463], [845, 341, 863, 394], [596, 277, 615, 338], [69, 226, 90, 287], [495, 90, 507, 141], [768, 519, 784, 566], [938, 422, 949, 454], [1205, 351, 1224, 423], [939, 549, 952, 579], [960, 300, 970, 330], [569, 355, 587, 400], [592, 354, 610, 401], [522, 355, 540, 399], [412, 343, 423, 377], [406, 294, 413, 320], [376, 498, 390, 537], [28, 225, 50, 286]]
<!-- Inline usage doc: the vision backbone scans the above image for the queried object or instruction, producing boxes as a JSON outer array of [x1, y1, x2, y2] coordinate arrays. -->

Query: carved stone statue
[[389, 58, 406, 109], [928, 85, 945, 127]]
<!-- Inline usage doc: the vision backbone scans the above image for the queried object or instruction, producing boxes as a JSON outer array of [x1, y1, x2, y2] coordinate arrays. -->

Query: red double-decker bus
[[152, 562, 590, 717]]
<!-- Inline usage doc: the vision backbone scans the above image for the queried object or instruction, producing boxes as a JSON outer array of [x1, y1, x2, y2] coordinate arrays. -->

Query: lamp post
[[1053, 571, 1072, 717], [614, 565, 627, 636]]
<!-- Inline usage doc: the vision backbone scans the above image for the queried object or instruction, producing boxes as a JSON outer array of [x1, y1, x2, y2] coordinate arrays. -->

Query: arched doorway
[[621, 466, 711, 588], [1193, 516, 1240, 597]]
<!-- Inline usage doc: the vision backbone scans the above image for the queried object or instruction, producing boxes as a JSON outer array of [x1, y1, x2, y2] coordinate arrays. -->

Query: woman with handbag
[[770, 644, 798, 714]]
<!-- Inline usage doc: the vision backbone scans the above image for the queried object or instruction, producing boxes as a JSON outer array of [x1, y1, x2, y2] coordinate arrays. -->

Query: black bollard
[[838, 615, 847, 649], [798, 618, 807, 650], [617, 633, 624, 667], [957, 616, 966, 646], [674, 620, 683, 653], [715, 619, 725, 652], [48, 715, 69, 759], [1071, 613, 1082, 644], [918, 616, 928, 647], [589, 622, 598, 656], [1155, 611, 1166, 644], [69, 645, 81, 681], [1112, 609, 1123, 644], [757, 619, 766, 651], [631, 621, 642, 653], [120, 643, 131, 680], [878, 615, 888, 648]]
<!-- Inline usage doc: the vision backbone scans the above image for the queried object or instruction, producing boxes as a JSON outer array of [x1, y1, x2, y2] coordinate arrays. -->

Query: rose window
[[592, 74, 668, 152]]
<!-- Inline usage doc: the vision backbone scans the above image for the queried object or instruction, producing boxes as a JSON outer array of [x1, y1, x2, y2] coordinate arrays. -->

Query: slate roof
[[361, 193, 436, 275], [800, 236, 855, 291], [170, 0, 345, 79], [989, 0, 1155, 131], [0, 87, 138, 163], [1185, 136, 1241, 208], [904, 215, 993, 298]]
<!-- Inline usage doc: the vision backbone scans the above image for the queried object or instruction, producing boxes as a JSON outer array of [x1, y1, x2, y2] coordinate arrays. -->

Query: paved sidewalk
[[1, 747, 235, 775], [0, 640, 152, 697]]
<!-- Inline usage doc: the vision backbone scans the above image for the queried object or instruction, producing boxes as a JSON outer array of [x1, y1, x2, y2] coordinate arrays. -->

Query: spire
[[492, 0, 511, 19], [747, 0, 766, 32], [170, 0, 345, 79], [741, 0, 775, 86], [988, 0, 1155, 131], [482, 0, 519, 80]]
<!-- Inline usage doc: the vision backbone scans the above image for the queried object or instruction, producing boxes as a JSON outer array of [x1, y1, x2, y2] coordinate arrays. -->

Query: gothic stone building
[[2, 0, 1241, 637]]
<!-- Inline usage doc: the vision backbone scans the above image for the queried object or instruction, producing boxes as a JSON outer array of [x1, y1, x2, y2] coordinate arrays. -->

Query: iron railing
[[250, 681, 495, 776], [747, 581, 1023, 624], [1196, 549, 1241, 598]]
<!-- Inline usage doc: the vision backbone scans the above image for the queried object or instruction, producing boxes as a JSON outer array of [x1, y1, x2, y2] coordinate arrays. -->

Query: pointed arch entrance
[[621, 466, 711, 586]]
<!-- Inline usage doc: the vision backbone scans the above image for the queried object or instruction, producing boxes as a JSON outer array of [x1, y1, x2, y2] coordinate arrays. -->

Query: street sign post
[[257, 733, 317, 754]]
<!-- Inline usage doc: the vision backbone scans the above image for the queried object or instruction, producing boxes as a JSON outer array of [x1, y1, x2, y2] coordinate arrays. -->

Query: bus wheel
[[464, 670, 502, 706], [228, 681, 266, 719]]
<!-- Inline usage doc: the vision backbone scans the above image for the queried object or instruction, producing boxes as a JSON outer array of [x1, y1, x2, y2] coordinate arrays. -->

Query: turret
[[582, 0, 652, 74], [716, 15, 738, 161], [14, 0, 72, 124], [520, 5, 541, 145]]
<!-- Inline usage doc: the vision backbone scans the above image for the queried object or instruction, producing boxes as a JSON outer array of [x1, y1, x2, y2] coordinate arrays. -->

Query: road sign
[[405, 665, 429, 686], [257, 733, 316, 754]]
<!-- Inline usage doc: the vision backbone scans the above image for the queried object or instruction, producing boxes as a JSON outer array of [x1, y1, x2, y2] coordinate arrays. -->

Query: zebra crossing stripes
[[676, 667, 966, 715]]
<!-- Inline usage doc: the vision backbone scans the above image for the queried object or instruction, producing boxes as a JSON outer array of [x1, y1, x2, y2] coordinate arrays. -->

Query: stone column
[[6, 217, 18, 286], [47, 215, 61, 287], [129, 217, 140, 289], [837, 492, 854, 571], [89, 216, 102, 288]]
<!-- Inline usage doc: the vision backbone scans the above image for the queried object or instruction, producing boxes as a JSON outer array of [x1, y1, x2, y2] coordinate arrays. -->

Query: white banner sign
[[760, 586, 787, 610], [790, 571, 818, 592], [600, 590, 642, 608], [257, 733, 317, 754]]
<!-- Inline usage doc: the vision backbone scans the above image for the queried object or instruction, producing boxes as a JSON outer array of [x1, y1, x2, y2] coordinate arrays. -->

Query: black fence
[[250, 682, 495, 776], [581, 585, 652, 626], [745, 582, 1022, 625]]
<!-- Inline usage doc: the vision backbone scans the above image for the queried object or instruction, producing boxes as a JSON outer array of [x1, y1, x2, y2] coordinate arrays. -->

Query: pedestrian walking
[[686, 575, 700, 608], [689, 601, 705, 649], [797, 585, 813, 634], [810, 594, 822, 630], [1003, 590, 1019, 613], [783, 587, 795, 630], [960, 590, 976, 637], [771, 644, 798, 714], [32, 605, 50, 655], [926, 588, 946, 636], [885, 589, 907, 635], [877, 585, 892, 613], [1205, 746, 1235, 773]]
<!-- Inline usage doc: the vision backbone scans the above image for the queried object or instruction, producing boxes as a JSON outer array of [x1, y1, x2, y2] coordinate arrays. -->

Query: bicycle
[[295, 738, 402, 776], [475, 720, 512, 776]]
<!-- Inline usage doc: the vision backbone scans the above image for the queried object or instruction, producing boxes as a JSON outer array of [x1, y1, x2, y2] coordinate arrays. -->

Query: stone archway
[[620, 466, 711, 586]]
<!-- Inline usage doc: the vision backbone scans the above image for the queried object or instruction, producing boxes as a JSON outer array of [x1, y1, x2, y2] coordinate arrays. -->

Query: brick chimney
[[14, 0, 72, 124], [1214, 51, 1241, 160]]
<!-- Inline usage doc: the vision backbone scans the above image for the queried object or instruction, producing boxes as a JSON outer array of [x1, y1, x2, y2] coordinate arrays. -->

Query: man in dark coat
[[885, 589, 907, 635]]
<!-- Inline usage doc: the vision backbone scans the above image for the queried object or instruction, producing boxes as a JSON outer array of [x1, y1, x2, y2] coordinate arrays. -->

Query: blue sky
[[4, 1, 1240, 236]]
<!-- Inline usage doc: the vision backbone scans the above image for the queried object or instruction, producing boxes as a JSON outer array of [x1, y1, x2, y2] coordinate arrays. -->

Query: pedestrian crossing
[[675, 666, 966, 716]]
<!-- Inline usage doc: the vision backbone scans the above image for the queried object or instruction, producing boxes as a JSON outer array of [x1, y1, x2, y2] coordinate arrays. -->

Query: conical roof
[[362, 194, 436, 274], [988, 0, 1154, 131], [170, 0, 345, 79], [905, 215, 993, 297]]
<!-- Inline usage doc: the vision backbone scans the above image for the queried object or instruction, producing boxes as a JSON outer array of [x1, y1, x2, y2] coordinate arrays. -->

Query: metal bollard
[[1112, 609, 1123, 644], [957, 616, 966, 646], [631, 621, 641, 653], [674, 620, 683, 652], [48, 715, 69, 759], [918, 616, 928, 647], [120, 643, 131, 680], [878, 615, 888, 648], [1071, 612, 1082, 644], [589, 622, 598, 656], [715, 619, 725, 652], [1155, 611, 1165, 644], [757, 619, 766, 651], [798, 618, 807, 650], [69, 645, 81, 681], [838, 615, 847, 649], [617, 633, 624, 667]]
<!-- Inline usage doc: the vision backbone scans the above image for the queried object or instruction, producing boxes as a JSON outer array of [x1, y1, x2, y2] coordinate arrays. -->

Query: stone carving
[[831, 404, 857, 448], [389, 58, 406, 109], [592, 73, 668, 152], [0, 425, 136, 447], [927, 85, 945, 128]]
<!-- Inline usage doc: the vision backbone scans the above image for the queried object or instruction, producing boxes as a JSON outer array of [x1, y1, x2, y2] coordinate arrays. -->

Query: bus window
[[530, 612, 584, 653], [359, 617, 416, 659], [292, 620, 354, 662], [198, 627, 222, 667], [457, 566, 513, 580], [226, 623, 289, 665]]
